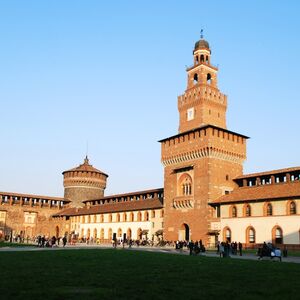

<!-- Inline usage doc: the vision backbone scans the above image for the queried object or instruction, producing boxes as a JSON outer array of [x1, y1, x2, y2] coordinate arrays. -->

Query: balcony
[[173, 196, 194, 209]]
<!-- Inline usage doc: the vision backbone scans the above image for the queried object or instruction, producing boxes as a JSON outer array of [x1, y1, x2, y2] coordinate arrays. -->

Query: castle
[[1, 37, 299, 248]]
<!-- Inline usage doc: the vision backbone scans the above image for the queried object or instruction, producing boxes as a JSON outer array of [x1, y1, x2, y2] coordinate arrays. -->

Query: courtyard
[[0, 247, 299, 299]]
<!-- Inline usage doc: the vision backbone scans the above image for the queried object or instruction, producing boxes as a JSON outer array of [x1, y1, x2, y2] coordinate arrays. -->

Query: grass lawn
[[0, 249, 299, 300], [0, 241, 34, 248]]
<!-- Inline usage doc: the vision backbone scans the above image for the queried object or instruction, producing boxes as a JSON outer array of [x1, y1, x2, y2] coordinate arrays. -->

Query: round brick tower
[[62, 156, 108, 207]]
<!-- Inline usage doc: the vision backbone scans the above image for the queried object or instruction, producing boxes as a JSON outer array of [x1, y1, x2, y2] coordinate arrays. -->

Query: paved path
[[1, 244, 300, 264]]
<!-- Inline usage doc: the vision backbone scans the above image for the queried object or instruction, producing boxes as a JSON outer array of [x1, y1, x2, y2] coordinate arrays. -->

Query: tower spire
[[200, 29, 203, 39]]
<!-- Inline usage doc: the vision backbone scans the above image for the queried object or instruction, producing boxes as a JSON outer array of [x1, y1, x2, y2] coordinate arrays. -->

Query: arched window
[[200, 54, 204, 62], [178, 174, 193, 196], [151, 210, 155, 218], [144, 211, 149, 221], [93, 215, 97, 223], [160, 209, 164, 218], [130, 212, 134, 222], [93, 228, 97, 239], [289, 201, 297, 215], [108, 214, 112, 222], [272, 226, 283, 244], [207, 73, 212, 84], [195, 56, 199, 63], [246, 227, 255, 243], [230, 205, 237, 218], [100, 214, 104, 223], [245, 204, 251, 217], [116, 213, 120, 222], [223, 227, 231, 242], [137, 212, 142, 222], [193, 73, 198, 85], [267, 203, 273, 216], [123, 213, 127, 222]]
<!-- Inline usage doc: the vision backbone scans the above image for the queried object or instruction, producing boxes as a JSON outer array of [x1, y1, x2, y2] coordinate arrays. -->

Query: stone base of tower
[[64, 186, 104, 208], [163, 210, 211, 245]]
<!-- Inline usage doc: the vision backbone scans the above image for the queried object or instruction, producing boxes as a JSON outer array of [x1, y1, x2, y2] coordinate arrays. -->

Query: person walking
[[62, 235, 67, 247]]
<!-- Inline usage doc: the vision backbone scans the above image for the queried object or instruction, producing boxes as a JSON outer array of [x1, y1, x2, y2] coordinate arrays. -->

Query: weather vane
[[200, 29, 204, 39]]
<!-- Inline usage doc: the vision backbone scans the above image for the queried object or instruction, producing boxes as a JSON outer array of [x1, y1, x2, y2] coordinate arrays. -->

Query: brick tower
[[160, 37, 248, 245], [63, 156, 108, 207]]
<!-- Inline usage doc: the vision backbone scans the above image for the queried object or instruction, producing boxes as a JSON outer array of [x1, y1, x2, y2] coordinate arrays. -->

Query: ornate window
[[178, 174, 193, 196]]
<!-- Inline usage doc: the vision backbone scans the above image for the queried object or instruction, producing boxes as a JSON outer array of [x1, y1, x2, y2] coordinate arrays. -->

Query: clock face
[[187, 107, 194, 121]]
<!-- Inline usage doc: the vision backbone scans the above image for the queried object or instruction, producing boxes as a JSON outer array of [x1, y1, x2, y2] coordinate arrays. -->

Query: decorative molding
[[162, 147, 246, 166], [173, 198, 194, 209]]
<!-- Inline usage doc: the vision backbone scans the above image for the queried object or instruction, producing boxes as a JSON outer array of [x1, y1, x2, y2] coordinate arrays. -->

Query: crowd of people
[[216, 241, 243, 257], [36, 235, 67, 248], [258, 242, 282, 260]]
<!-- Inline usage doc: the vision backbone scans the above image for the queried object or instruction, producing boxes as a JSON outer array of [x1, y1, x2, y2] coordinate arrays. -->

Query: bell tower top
[[178, 36, 227, 133], [193, 31, 211, 65]]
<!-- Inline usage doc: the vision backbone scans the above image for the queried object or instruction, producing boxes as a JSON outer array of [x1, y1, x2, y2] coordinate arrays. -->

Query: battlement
[[159, 125, 248, 166], [178, 84, 227, 109], [0, 191, 69, 209]]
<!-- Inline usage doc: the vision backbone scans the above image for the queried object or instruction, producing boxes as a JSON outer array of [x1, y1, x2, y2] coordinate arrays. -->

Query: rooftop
[[53, 197, 163, 217], [62, 156, 108, 177], [235, 166, 300, 180], [213, 180, 300, 204]]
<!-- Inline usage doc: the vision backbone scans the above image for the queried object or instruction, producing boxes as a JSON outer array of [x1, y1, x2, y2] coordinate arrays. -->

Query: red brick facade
[[160, 38, 247, 243]]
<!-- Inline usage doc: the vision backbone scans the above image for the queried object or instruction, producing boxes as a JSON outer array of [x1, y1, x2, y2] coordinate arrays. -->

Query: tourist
[[188, 240, 194, 255], [62, 236, 67, 247], [238, 242, 242, 256]]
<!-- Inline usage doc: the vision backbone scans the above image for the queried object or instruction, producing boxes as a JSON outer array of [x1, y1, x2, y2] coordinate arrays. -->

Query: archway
[[179, 223, 190, 241], [117, 228, 122, 238], [100, 228, 104, 240], [127, 228, 132, 239]]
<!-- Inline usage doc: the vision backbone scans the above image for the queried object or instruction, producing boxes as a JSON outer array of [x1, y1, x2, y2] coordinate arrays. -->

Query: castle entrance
[[179, 223, 190, 241]]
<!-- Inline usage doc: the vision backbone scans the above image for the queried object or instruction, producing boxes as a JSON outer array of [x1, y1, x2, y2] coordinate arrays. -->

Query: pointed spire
[[84, 155, 89, 165]]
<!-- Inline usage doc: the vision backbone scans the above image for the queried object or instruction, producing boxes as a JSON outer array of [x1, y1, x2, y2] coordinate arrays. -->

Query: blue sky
[[1, 0, 300, 196]]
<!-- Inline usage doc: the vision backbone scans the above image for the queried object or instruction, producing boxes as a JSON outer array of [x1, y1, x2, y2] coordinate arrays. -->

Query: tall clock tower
[[160, 37, 248, 245]]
